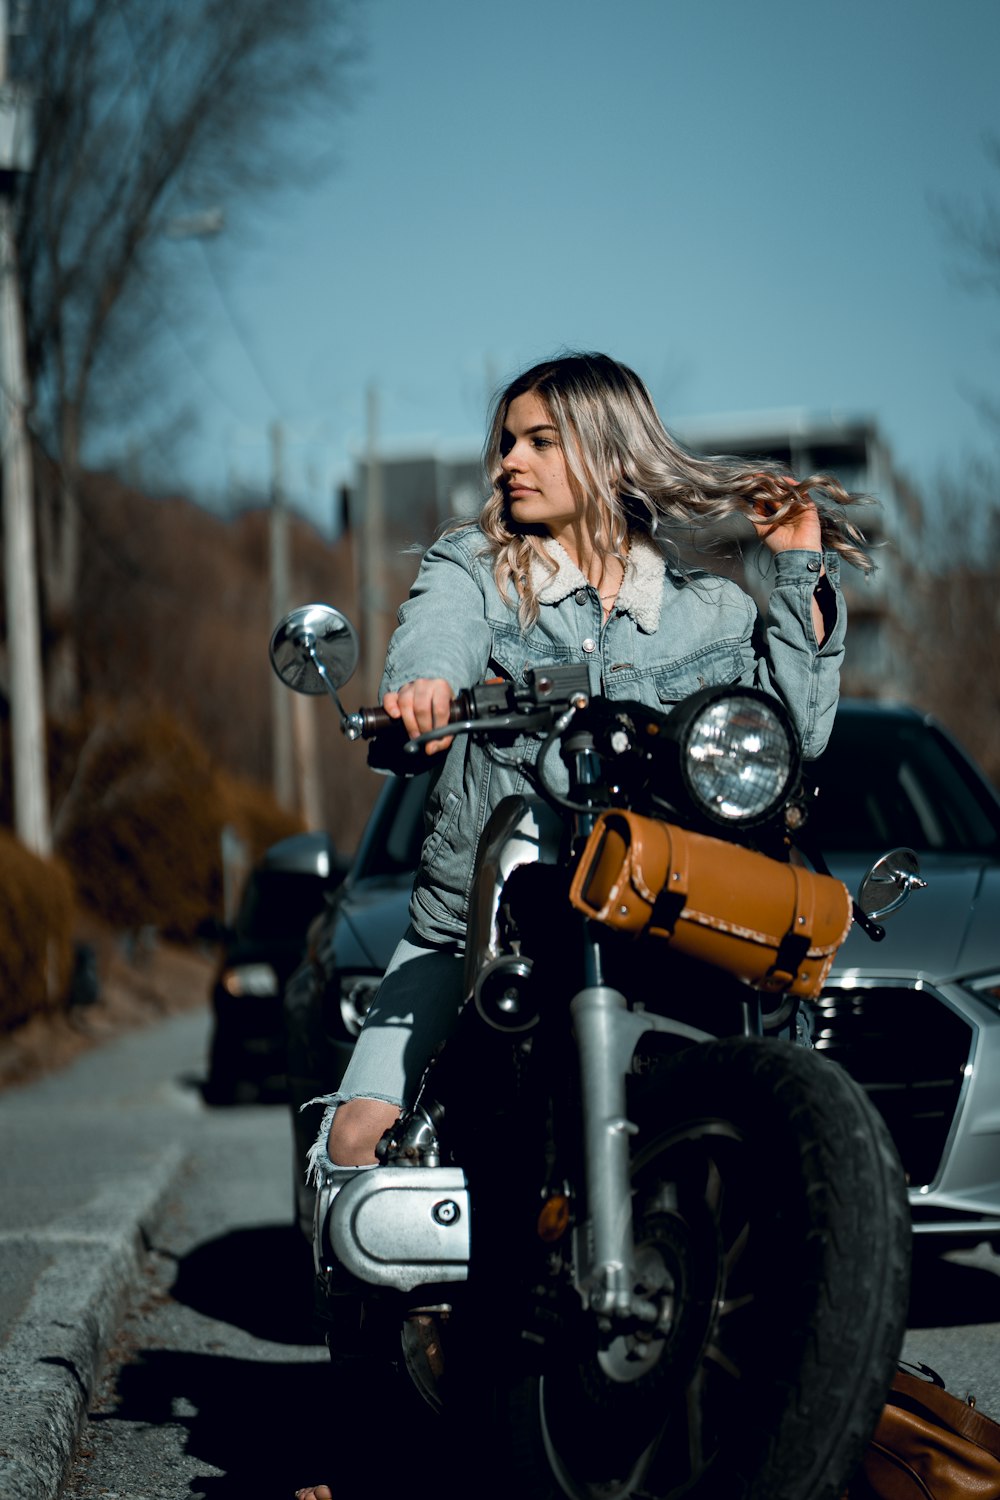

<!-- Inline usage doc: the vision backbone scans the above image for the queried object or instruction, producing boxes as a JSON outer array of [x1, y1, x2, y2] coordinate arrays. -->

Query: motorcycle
[[270, 602, 923, 1500]]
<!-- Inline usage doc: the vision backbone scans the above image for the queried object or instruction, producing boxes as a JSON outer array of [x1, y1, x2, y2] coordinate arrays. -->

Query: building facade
[[350, 413, 919, 701], [673, 411, 921, 699]]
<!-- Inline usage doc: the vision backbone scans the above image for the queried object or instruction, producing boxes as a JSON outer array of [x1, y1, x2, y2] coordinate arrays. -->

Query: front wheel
[[503, 1036, 911, 1500]]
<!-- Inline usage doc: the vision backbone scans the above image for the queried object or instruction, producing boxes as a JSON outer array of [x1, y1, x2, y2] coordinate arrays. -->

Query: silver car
[[286, 700, 1000, 1248], [805, 700, 1000, 1248]]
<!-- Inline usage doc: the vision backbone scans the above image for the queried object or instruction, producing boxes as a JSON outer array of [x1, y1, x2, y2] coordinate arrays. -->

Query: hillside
[[62, 475, 381, 857]]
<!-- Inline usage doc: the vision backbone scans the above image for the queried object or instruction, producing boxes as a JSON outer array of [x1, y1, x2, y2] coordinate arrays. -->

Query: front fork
[[561, 731, 687, 1331], [570, 942, 710, 1329], [571, 981, 655, 1325]]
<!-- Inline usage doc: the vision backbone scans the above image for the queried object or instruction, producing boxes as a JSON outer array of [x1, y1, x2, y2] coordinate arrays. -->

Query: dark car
[[285, 701, 1000, 1248], [205, 830, 346, 1104], [285, 775, 426, 1235]]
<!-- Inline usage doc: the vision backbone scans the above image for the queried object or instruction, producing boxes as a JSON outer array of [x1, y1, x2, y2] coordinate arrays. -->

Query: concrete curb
[[0, 1144, 186, 1500]]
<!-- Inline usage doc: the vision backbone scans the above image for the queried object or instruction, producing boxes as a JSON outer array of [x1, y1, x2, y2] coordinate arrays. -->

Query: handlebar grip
[[354, 704, 397, 738], [354, 693, 473, 741]]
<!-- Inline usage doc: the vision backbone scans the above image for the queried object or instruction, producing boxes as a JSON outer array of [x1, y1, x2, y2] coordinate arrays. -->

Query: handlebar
[[345, 664, 594, 744], [345, 692, 477, 741]]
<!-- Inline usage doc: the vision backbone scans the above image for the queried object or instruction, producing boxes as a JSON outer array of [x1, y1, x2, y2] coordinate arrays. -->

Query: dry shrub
[[218, 769, 306, 865], [72, 476, 362, 831], [0, 831, 75, 1032], [54, 703, 303, 939]]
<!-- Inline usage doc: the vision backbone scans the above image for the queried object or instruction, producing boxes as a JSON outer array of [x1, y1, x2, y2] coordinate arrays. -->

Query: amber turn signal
[[537, 1194, 571, 1243]]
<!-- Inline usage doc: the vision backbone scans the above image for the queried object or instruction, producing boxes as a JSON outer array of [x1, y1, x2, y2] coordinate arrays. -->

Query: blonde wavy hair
[[474, 352, 874, 627]]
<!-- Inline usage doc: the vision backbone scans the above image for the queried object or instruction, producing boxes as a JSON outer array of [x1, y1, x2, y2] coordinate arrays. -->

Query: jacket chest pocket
[[651, 643, 747, 706], [489, 625, 576, 684]]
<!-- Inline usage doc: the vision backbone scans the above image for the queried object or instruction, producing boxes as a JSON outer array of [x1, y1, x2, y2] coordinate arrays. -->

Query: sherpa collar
[[529, 531, 666, 634]]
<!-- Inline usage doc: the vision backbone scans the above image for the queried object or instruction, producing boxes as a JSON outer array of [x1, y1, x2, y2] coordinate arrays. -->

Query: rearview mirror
[[269, 604, 359, 697], [857, 847, 927, 921]]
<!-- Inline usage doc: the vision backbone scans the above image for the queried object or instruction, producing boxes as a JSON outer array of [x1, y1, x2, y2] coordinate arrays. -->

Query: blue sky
[[146, 0, 1000, 529]]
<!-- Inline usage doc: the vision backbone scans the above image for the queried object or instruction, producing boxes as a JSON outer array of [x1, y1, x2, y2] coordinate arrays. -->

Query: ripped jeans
[[307, 925, 465, 1185]]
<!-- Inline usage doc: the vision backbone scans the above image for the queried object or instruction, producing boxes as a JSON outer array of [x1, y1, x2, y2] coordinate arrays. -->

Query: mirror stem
[[852, 903, 886, 942], [296, 630, 351, 727]]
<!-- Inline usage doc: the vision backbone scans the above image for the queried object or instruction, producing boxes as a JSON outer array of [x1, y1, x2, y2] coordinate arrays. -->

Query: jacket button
[[806, 558, 821, 572], [575, 589, 587, 605], [582, 637, 597, 653]]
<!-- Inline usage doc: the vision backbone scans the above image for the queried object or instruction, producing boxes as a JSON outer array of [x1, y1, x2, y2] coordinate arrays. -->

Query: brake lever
[[401, 706, 563, 754]]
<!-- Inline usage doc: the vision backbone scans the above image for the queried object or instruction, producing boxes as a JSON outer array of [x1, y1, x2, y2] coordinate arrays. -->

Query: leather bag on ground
[[848, 1367, 1000, 1499]]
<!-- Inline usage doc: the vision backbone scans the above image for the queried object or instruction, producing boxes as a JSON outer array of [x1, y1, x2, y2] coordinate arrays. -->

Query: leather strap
[[647, 822, 690, 937], [763, 863, 816, 990]]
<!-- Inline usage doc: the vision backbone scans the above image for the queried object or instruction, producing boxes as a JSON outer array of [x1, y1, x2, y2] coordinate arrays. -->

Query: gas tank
[[463, 794, 564, 1015]]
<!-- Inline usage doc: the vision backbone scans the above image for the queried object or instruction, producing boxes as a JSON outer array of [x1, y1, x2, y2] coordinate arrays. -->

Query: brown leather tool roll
[[568, 809, 852, 1000]]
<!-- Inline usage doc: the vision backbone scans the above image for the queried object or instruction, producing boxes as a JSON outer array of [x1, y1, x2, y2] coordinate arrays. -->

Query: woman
[[307, 351, 871, 1183]]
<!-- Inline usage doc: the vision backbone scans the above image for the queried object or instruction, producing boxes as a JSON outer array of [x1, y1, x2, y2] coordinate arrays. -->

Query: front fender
[[595, 999, 716, 1082]]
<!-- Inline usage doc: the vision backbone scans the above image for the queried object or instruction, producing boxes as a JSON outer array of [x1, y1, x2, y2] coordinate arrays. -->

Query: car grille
[[805, 982, 974, 1190]]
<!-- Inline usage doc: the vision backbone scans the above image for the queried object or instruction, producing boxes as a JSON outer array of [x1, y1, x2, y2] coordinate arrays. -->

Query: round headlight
[[681, 692, 798, 826]]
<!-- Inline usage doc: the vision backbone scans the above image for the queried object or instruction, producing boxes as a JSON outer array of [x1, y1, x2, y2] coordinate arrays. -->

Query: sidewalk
[[0, 943, 214, 1500]]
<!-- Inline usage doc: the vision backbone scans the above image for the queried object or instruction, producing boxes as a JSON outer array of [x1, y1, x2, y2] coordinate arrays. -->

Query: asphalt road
[[5, 1003, 1000, 1499], [49, 1010, 333, 1500], [41, 1007, 438, 1500], [904, 1242, 1000, 1412]]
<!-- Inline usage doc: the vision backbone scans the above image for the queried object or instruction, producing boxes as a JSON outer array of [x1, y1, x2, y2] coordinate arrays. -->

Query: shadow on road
[[908, 1247, 1000, 1329], [89, 1223, 448, 1498], [164, 1223, 322, 1346], [91, 1343, 446, 1499], [92, 1348, 338, 1497]]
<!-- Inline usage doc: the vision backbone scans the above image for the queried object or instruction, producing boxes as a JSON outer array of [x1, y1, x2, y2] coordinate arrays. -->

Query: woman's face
[[499, 392, 584, 543]]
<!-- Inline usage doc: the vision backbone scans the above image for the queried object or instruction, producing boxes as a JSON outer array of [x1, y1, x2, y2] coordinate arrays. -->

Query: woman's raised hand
[[746, 478, 829, 642], [747, 478, 823, 556], [382, 677, 456, 754]]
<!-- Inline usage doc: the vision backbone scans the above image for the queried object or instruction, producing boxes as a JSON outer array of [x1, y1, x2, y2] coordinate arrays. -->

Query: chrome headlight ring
[[338, 973, 380, 1037], [677, 688, 801, 828]]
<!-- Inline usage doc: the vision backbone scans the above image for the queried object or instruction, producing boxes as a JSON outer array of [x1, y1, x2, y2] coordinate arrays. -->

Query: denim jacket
[[380, 525, 846, 945]]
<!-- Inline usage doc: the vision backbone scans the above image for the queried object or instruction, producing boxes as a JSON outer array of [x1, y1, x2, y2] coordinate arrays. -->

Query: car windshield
[[236, 870, 329, 941], [809, 712, 1000, 854], [355, 774, 428, 880]]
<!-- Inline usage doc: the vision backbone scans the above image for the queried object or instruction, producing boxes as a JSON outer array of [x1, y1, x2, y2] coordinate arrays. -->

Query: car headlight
[[221, 963, 279, 998], [962, 973, 1000, 1014], [679, 690, 799, 827], [339, 974, 380, 1037]]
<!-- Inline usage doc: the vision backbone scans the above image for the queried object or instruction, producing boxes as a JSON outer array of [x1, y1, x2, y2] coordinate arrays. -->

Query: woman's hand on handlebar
[[382, 678, 455, 754]]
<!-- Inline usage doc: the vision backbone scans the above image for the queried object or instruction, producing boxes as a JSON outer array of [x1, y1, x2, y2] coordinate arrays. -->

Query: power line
[[110, 0, 291, 420], [195, 234, 291, 417]]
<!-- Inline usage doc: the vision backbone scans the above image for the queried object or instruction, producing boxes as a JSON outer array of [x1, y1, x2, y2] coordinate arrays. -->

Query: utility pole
[[268, 420, 323, 827], [292, 690, 322, 831], [0, 0, 50, 856], [269, 420, 295, 810], [361, 383, 386, 697]]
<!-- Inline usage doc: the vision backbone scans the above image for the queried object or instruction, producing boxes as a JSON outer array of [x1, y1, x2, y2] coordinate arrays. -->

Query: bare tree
[[901, 463, 1000, 783], [11, 0, 362, 715], [901, 140, 1000, 781], [941, 136, 1000, 293]]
